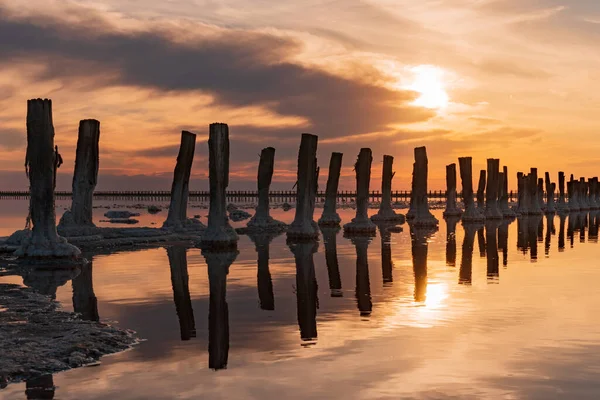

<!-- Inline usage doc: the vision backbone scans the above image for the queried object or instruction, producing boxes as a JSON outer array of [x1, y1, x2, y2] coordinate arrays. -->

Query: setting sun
[[407, 65, 449, 109]]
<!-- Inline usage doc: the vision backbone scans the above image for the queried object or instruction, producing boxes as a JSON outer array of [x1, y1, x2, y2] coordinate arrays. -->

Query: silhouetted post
[[204, 249, 238, 370], [319, 152, 343, 225], [537, 177, 546, 211], [322, 226, 343, 296], [459, 157, 484, 222], [589, 178, 599, 210], [372, 155, 405, 222], [16, 99, 81, 258], [288, 241, 319, 342], [569, 176, 580, 211], [164, 131, 197, 230], [344, 148, 376, 234], [528, 169, 543, 215], [499, 166, 516, 218], [72, 260, 99, 322], [60, 119, 100, 229], [406, 163, 417, 220], [516, 172, 529, 215], [412, 147, 438, 227], [557, 172, 568, 213], [352, 236, 372, 316], [545, 172, 556, 214], [476, 170, 486, 210], [485, 159, 502, 219], [459, 223, 480, 285], [288, 134, 319, 239], [168, 247, 196, 340], [485, 220, 500, 280], [247, 147, 285, 230], [203, 124, 238, 248], [443, 163, 462, 217], [445, 216, 460, 267]]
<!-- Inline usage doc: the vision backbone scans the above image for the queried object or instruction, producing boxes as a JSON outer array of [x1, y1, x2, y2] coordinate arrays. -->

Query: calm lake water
[[2, 199, 600, 399]]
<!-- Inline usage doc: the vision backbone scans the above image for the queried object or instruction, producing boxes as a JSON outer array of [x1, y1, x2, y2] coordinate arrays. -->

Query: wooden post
[[344, 148, 376, 233], [16, 99, 81, 258], [319, 152, 343, 225], [203, 123, 238, 248], [476, 170, 486, 210], [485, 159, 502, 219], [459, 157, 484, 222], [545, 172, 556, 214], [372, 155, 405, 222], [411, 147, 438, 227], [247, 147, 285, 230], [557, 171, 568, 213], [287, 134, 319, 240], [164, 131, 198, 230], [443, 163, 462, 217]]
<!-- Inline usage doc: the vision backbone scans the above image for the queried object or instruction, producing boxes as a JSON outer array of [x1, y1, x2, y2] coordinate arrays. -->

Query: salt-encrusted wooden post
[[499, 166, 516, 217], [579, 177, 589, 210], [476, 170, 486, 210], [163, 131, 197, 230], [485, 159, 502, 219], [459, 157, 484, 222], [247, 147, 285, 230], [287, 134, 319, 240], [352, 235, 372, 316], [60, 119, 100, 229], [516, 172, 528, 215], [591, 177, 600, 209], [16, 99, 81, 258], [545, 172, 556, 214], [443, 163, 462, 217], [567, 180, 578, 211], [406, 163, 417, 220], [72, 261, 99, 322], [322, 226, 342, 297], [289, 241, 319, 341], [372, 155, 405, 222], [344, 148, 376, 234], [319, 152, 343, 226], [556, 172, 568, 213], [528, 168, 543, 215], [203, 123, 238, 248], [411, 147, 438, 227], [537, 177, 546, 211], [168, 247, 196, 340], [204, 248, 238, 370]]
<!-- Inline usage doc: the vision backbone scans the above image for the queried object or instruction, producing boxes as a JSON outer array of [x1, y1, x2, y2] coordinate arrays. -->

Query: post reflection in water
[[167, 247, 196, 341], [288, 241, 319, 343], [485, 220, 500, 282], [203, 249, 238, 370], [498, 220, 510, 267], [589, 211, 599, 243], [544, 214, 555, 257], [72, 259, 99, 322], [375, 223, 397, 285], [580, 213, 587, 243], [248, 232, 282, 310], [321, 226, 343, 297], [459, 223, 480, 285], [477, 226, 486, 258], [350, 235, 373, 316], [568, 213, 576, 248], [558, 213, 566, 252], [410, 225, 438, 302], [445, 217, 460, 268], [25, 374, 55, 399]]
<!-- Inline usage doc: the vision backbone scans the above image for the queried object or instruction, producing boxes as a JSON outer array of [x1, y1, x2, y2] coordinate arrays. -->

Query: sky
[[0, 0, 599, 191]]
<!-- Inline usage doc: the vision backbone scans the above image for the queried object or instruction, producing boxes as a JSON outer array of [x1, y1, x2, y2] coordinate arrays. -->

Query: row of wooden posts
[[15, 98, 599, 256]]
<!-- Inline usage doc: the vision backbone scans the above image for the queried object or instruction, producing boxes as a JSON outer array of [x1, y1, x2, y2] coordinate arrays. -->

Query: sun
[[407, 65, 449, 109]]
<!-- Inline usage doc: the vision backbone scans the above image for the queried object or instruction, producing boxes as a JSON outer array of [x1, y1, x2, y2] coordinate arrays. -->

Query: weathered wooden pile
[[2, 98, 598, 259]]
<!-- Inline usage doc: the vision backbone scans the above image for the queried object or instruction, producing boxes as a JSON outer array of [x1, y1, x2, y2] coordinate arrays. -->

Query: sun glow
[[407, 65, 449, 109]]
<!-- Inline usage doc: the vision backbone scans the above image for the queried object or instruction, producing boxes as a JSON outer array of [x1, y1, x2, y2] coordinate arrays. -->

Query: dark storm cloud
[[0, 4, 434, 140]]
